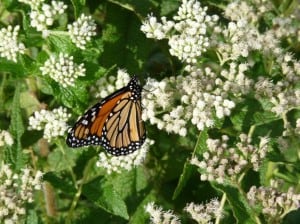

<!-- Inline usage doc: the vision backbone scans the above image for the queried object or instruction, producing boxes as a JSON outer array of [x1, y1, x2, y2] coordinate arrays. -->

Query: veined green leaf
[[212, 183, 256, 224], [9, 83, 26, 169], [172, 130, 208, 199], [82, 176, 129, 220]]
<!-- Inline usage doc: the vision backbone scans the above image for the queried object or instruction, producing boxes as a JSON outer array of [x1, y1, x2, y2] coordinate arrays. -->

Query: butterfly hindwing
[[66, 102, 103, 147]]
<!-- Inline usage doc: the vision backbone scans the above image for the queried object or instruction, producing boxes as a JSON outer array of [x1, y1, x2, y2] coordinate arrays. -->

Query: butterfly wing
[[66, 77, 146, 156], [66, 86, 128, 148], [101, 90, 146, 156]]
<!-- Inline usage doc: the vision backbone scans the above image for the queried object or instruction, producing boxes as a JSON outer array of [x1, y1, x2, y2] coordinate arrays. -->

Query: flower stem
[[66, 157, 96, 223]]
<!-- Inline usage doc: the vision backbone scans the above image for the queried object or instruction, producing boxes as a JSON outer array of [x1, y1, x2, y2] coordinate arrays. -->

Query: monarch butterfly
[[66, 76, 146, 156]]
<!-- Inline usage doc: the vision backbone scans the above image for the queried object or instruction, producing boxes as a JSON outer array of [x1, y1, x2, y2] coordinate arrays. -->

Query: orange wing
[[66, 76, 146, 156]]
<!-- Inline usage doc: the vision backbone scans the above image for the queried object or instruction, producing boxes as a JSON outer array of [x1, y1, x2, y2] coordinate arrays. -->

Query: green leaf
[[43, 172, 77, 194], [172, 130, 208, 199], [253, 110, 280, 126], [47, 147, 78, 172], [20, 91, 40, 115], [100, 3, 157, 74], [212, 183, 255, 224], [230, 99, 260, 131], [82, 176, 129, 220], [58, 84, 89, 111], [259, 159, 274, 186], [47, 34, 75, 53], [9, 83, 26, 169], [26, 209, 39, 224], [36, 78, 54, 95], [105, 167, 148, 199], [160, 0, 180, 15], [129, 190, 157, 224], [0, 58, 24, 76], [70, 0, 85, 17]]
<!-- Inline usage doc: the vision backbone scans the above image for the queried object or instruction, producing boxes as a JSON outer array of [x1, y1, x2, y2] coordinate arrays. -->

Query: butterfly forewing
[[66, 76, 146, 156]]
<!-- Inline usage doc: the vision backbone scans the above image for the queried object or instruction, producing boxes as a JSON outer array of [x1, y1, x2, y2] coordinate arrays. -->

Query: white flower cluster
[[213, 0, 295, 66], [214, 18, 263, 64], [142, 68, 235, 136], [67, 14, 97, 49], [0, 163, 43, 223], [27, 0, 67, 34], [96, 138, 154, 174], [224, 0, 273, 23], [247, 184, 300, 219], [145, 202, 181, 224], [215, 0, 300, 117], [40, 53, 86, 87], [272, 16, 299, 39], [0, 130, 14, 147], [141, 0, 219, 63], [254, 52, 300, 116], [0, 25, 25, 62], [90, 69, 131, 99], [220, 62, 253, 96], [184, 198, 222, 223], [28, 106, 71, 141], [190, 134, 269, 183]]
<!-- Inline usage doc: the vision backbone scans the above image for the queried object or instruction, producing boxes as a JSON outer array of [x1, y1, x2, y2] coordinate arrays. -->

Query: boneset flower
[[0, 26, 25, 62], [145, 202, 181, 224], [247, 184, 300, 221], [28, 107, 71, 141], [185, 198, 223, 223], [67, 14, 97, 49], [0, 164, 43, 223], [0, 130, 14, 147], [190, 134, 269, 183], [141, 0, 219, 64], [40, 53, 86, 87], [142, 68, 235, 135], [28, 1, 67, 34]]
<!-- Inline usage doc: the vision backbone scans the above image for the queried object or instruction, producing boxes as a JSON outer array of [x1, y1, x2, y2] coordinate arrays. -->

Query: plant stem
[[215, 193, 226, 224], [66, 157, 96, 223], [56, 139, 77, 186]]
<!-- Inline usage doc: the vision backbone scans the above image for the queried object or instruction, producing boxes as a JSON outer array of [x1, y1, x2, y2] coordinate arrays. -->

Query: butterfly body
[[66, 76, 146, 156]]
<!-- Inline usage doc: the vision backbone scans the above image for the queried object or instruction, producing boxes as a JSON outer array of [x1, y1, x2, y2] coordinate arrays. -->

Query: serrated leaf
[[47, 34, 75, 53], [105, 167, 148, 200], [9, 84, 26, 169], [82, 177, 129, 220], [259, 159, 274, 186], [253, 111, 279, 126], [212, 183, 255, 224], [173, 130, 208, 199], [48, 147, 77, 172], [58, 84, 89, 111]]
